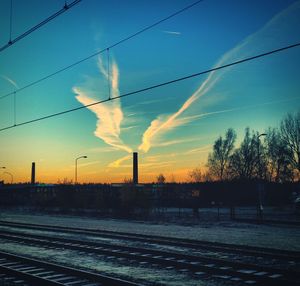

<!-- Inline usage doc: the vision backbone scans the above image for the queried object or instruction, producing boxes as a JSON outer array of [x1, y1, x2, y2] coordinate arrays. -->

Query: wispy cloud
[[122, 125, 139, 132], [108, 153, 176, 170], [73, 57, 132, 153], [124, 98, 173, 111], [186, 97, 300, 125], [87, 146, 119, 153], [138, 66, 221, 153], [162, 30, 181, 35], [145, 153, 176, 162], [139, 2, 298, 153], [108, 155, 131, 168], [111, 161, 175, 169], [185, 144, 212, 155], [1, 75, 19, 89], [62, 160, 100, 172], [153, 137, 198, 148], [77, 161, 100, 168], [140, 161, 175, 169]]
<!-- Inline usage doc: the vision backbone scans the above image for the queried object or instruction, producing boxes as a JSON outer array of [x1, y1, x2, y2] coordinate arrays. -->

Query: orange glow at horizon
[[3, 154, 209, 184]]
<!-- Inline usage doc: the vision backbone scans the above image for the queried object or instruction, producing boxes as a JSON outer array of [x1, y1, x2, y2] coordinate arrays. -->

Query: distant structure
[[133, 152, 138, 184], [31, 162, 35, 184]]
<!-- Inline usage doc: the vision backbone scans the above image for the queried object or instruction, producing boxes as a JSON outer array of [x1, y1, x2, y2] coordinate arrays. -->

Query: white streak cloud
[[153, 137, 198, 148], [139, 2, 299, 153], [108, 155, 131, 168], [139, 68, 220, 153], [1, 75, 19, 89], [162, 30, 181, 35], [185, 145, 212, 155], [73, 57, 132, 153]]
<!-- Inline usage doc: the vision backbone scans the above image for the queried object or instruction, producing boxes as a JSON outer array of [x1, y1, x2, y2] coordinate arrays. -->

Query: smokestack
[[31, 162, 35, 185], [133, 152, 138, 184]]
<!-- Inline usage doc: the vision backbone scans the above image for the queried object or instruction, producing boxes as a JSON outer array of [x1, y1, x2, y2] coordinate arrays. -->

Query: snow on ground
[[0, 241, 215, 286], [1, 208, 300, 251]]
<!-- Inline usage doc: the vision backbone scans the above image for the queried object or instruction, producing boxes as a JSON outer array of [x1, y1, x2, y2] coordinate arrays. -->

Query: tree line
[[205, 110, 300, 182]]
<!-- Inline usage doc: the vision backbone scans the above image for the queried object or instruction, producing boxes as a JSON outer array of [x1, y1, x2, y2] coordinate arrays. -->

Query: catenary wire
[[0, 42, 299, 132], [0, 0, 82, 53], [9, 0, 13, 42], [0, 0, 203, 100]]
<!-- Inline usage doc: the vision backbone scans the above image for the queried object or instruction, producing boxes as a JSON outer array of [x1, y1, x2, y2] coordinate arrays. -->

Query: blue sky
[[0, 0, 299, 183]]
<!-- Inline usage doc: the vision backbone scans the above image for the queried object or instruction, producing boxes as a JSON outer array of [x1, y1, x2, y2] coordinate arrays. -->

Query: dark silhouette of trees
[[156, 174, 166, 184], [265, 128, 293, 182], [207, 128, 236, 180], [188, 167, 202, 183], [280, 111, 300, 180], [227, 128, 261, 180], [206, 110, 300, 182], [169, 173, 176, 183]]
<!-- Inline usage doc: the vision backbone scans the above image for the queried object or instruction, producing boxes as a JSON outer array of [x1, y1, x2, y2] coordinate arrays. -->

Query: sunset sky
[[0, 0, 300, 183]]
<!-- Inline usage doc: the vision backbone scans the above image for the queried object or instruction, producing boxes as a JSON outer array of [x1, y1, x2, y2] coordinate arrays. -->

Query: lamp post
[[257, 133, 266, 221], [75, 156, 87, 184], [4, 172, 13, 184]]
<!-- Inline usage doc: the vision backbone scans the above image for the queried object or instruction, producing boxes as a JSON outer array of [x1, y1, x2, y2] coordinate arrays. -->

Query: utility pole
[[257, 133, 266, 221], [133, 152, 138, 184]]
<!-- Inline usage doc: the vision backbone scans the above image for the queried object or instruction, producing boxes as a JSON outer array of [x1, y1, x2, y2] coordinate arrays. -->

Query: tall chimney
[[31, 162, 35, 184], [133, 152, 138, 184]]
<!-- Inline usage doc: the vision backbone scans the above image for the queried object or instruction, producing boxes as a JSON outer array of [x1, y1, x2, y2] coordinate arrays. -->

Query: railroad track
[[234, 217, 300, 226], [0, 225, 299, 285], [0, 250, 142, 286], [0, 220, 299, 262]]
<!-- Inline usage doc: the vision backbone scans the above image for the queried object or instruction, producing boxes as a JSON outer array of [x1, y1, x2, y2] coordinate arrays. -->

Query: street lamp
[[3, 172, 13, 184], [257, 133, 266, 220], [257, 133, 267, 176], [75, 156, 87, 184]]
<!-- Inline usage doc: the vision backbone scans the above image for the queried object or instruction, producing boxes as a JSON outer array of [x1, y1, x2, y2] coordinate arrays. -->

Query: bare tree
[[280, 111, 300, 179], [169, 173, 176, 183], [265, 128, 293, 182], [228, 128, 261, 180], [57, 177, 73, 185], [207, 128, 236, 180], [202, 171, 213, 182], [156, 174, 166, 184], [123, 177, 133, 184], [188, 167, 202, 183]]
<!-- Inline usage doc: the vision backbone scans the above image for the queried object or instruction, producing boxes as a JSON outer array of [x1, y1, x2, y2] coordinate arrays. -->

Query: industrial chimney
[[31, 162, 35, 185], [133, 152, 138, 184]]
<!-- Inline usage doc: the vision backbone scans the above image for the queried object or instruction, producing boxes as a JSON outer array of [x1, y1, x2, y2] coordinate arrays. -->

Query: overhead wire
[[0, 0, 82, 53], [0, 0, 203, 100], [0, 41, 299, 132], [9, 0, 13, 43]]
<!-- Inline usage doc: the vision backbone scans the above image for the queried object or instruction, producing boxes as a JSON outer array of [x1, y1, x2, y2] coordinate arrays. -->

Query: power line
[[1, 41, 299, 132], [0, 0, 203, 100], [0, 0, 82, 53], [9, 0, 13, 43]]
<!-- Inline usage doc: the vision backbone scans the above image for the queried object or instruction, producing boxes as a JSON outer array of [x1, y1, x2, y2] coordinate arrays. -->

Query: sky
[[0, 0, 300, 184]]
